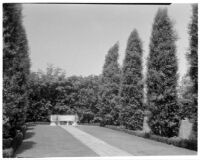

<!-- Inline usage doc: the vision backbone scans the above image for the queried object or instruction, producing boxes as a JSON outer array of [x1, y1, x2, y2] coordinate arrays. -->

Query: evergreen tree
[[98, 43, 121, 125], [146, 8, 179, 137], [186, 4, 198, 131], [119, 29, 144, 130], [188, 4, 198, 94], [3, 4, 30, 138]]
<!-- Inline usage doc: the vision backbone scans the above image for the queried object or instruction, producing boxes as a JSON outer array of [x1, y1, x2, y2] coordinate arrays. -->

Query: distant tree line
[[3, 4, 198, 142]]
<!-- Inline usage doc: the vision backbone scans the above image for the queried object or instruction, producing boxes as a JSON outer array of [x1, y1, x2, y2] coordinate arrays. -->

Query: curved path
[[15, 124, 197, 157]]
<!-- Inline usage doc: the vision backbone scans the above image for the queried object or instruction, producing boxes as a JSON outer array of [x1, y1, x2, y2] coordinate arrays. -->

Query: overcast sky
[[22, 3, 192, 77]]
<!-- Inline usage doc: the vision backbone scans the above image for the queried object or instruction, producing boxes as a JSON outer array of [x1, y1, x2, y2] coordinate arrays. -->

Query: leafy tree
[[27, 66, 100, 123], [27, 66, 67, 121], [3, 3, 30, 138], [98, 43, 121, 125], [146, 8, 179, 137], [119, 29, 144, 130]]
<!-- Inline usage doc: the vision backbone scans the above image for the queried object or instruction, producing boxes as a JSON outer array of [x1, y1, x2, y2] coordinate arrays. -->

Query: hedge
[[79, 122, 100, 126], [26, 121, 50, 125]]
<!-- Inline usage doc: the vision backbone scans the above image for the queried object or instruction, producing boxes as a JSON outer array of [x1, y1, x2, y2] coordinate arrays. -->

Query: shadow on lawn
[[24, 131, 35, 140], [15, 141, 36, 157]]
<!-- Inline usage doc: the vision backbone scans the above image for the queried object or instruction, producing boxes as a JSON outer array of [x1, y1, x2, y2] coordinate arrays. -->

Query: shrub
[[100, 119, 106, 127], [104, 114, 113, 125], [12, 130, 23, 151], [3, 148, 14, 158], [3, 138, 13, 149], [91, 116, 103, 123]]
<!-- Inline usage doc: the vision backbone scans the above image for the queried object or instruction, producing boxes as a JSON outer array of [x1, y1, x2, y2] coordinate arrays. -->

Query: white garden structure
[[50, 114, 78, 126]]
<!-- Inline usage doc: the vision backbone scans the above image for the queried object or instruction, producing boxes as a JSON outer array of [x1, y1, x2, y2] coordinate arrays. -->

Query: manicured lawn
[[15, 124, 197, 157], [78, 125, 197, 156], [15, 124, 98, 157]]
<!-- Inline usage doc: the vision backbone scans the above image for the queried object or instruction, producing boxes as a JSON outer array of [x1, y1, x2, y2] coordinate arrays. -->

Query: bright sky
[[22, 3, 192, 77]]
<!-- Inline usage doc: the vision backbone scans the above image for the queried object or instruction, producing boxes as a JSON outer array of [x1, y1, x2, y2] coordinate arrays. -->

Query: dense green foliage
[[179, 4, 198, 133], [119, 29, 144, 130], [188, 4, 198, 95], [97, 43, 121, 125], [3, 4, 30, 138], [27, 66, 100, 123], [187, 4, 198, 131], [146, 9, 179, 137]]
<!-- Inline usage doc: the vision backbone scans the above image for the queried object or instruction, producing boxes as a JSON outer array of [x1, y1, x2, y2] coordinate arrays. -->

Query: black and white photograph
[[2, 0, 198, 159]]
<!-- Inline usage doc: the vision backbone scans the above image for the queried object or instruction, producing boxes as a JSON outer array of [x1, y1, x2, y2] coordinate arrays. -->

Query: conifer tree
[[3, 3, 30, 138], [146, 8, 179, 137], [119, 29, 144, 130], [98, 43, 121, 125], [188, 4, 198, 94], [186, 4, 198, 131]]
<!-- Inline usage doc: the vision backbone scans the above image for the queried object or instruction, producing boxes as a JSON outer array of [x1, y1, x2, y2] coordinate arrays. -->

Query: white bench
[[50, 115, 78, 126]]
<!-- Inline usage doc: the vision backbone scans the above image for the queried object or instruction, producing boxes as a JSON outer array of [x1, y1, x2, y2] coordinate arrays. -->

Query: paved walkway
[[60, 125, 132, 156]]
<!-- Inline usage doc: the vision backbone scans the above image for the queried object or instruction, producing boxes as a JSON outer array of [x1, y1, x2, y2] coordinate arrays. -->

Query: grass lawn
[[15, 124, 197, 157], [15, 124, 98, 157], [78, 125, 197, 156]]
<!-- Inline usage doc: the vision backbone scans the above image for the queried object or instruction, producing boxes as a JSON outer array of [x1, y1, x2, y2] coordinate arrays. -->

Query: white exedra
[[50, 114, 79, 126]]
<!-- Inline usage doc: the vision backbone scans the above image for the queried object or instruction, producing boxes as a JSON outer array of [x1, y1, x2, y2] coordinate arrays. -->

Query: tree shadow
[[24, 131, 35, 140], [14, 125, 37, 157], [14, 141, 36, 157]]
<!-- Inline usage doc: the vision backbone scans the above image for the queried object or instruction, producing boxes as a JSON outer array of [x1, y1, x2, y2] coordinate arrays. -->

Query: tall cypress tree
[[187, 4, 198, 131], [3, 4, 30, 138], [119, 29, 144, 130], [146, 8, 179, 137], [98, 43, 121, 125], [188, 4, 198, 93]]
